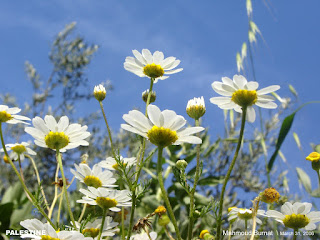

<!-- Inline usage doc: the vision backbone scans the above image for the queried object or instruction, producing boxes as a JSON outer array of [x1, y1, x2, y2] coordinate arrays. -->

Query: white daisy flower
[[186, 96, 206, 119], [73, 216, 119, 239], [130, 232, 157, 240], [266, 202, 320, 230], [71, 163, 117, 188], [20, 219, 92, 240], [93, 84, 106, 101], [0, 105, 30, 125], [0, 142, 36, 161], [228, 207, 265, 229], [77, 187, 131, 212], [210, 75, 280, 122], [121, 104, 204, 148], [25, 115, 90, 152], [99, 156, 137, 171], [124, 49, 183, 83]]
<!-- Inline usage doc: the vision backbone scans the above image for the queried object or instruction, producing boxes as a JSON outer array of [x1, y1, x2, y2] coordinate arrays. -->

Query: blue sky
[[1, 1, 320, 204]]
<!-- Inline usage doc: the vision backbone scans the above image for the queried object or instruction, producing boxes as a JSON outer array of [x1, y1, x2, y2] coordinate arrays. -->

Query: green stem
[[48, 163, 59, 219], [157, 147, 182, 240], [97, 209, 107, 240], [187, 118, 202, 240], [228, 224, 232, 240], [99, 101, 116, 159], [78, 203, 87, 222], [126, 78, 154, 240], [0, 123, 55, 229], [250, 198, 260, 240], [216, 107, 247, 240], [25, 154, 50, 211], [57, 192, 63, 225], [293, 229, 298, 240], [317, 170, 320, 188], [56, 150, 76, 228]]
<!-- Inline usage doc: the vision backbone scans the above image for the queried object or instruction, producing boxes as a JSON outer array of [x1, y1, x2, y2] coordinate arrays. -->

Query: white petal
[[57, 116, 69, 132], [121, 124, 147, 138], [255, 101, 278, 109], [153, 51, 164, 64], [210, 97, 232, 105], [246, 106, 256, 122], [233, 75, 247, 89], [161, 110, 177, 128], [44, 115, 57, 131], [132, 50, 147, 65], [169, 116, 186, 131], [177, 127, 204, 137], [164, 60, 181, 70], [147, 105, 162, 126], [246, 81, 259, 90], [257, 85, 280, 95], [161, 57, 176, 68], [177, 135, 202, 145], [142, 49, 153, 64], [165, 68, 183, 74]]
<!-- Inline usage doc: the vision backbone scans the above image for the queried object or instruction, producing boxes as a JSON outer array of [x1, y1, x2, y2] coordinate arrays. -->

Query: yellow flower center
[[44, 132, 70, 150], [96, 197, 118, 210], [82, 228, 100, 238], [261, 187, 280, 204], [199, 230, 210, 239], [237, 208, 253, 220], [11, 144, 27, 154], [283, 214, 310, 229], [112, 163, 127, 170], [143, 63, 164, 78], [84, 175, 102, 188], [41, 236, 60, 240], [228, 207, 236, 213], [186, 105, 206, 120], [0, 111, 13, 123], [306, 152, 320, 162], [147, 126, 178, 147], [231, 89, 258, 107]]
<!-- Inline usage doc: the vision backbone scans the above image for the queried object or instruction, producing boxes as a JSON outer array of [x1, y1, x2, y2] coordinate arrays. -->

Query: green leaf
[[197, 176, 224, 187], [296, 167, 312, 193], [267, 101, 320, 171], [0, 203, 14, 233]]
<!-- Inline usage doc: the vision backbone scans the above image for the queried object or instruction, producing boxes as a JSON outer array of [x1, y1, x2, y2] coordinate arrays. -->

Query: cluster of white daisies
[[1, 49, 319, 240]]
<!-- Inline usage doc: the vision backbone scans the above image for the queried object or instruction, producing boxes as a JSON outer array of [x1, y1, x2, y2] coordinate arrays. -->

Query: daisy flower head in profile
[[93, 84, 106, 102], [121, 104, 204, 148], [70, 163, 117, 188], [20, 219, 92, 240], [99, 156, 137, 171], [186, 96, 206, 120], [0, 105, 30, 125], [0, 142, 36, 161], [210, 75, 280, 122], [77, 187, 131, 212], [73, 216, 119, 239], [25, 115, 90, 152], [266, 202, 320, 230], [228, 207, 265, 229], [124, 49, 183, 83], [130, 232, 157, 240]]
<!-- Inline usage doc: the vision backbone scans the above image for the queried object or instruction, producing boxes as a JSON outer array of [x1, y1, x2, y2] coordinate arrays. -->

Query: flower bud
[[260, 187, 280, 204], [200, 230, 215, 240], [3, 155, 9, 164], [176, 159, 188, 170], [142, 89, 156, 104], [158, 214, 170, 226], [193, 210, 201, 219], [186, 97, 206, 120], [93, 84, 106, 101], [306, 152, 320, 162]]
